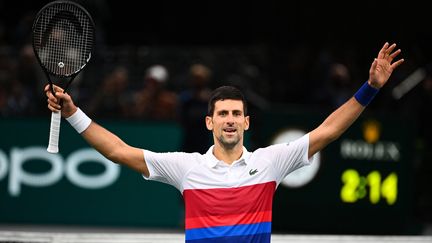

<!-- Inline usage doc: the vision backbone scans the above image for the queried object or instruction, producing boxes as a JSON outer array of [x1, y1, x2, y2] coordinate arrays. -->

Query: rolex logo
[[249, 169, 258, 176], [362, 119, 381, 144]]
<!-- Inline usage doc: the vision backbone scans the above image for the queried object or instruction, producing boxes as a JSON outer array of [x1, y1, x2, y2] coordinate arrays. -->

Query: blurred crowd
[[0, 0, 432, 228]]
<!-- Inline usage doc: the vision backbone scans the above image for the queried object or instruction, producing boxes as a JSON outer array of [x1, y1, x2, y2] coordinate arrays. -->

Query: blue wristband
[[354, 82, 379, 106]]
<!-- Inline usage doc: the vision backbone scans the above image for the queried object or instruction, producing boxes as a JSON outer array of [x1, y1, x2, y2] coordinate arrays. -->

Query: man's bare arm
[[308, 42, 404, 158], [309, 97, 364, 158], [81, 122, 149, 176], [45, 84, 150, 177]]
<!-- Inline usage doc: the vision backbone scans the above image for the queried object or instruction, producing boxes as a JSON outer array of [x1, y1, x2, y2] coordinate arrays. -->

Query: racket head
[[32, 0, 95, 78]]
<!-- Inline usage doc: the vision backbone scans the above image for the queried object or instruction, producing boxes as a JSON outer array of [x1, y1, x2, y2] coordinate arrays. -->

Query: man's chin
[[220, 138, 240, 149]]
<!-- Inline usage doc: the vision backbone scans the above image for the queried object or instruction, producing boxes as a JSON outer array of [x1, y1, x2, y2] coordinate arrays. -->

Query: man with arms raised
[[45, 42, 403, 242]]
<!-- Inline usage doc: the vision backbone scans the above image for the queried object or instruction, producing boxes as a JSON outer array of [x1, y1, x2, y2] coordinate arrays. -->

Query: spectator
[[179, 63, 213, 153], [5, 79, 35, 116], [87, 66, 131, 118], [0, 82, 7, 116], [327, 62, 356, 108], [132, 64, 178, 120]]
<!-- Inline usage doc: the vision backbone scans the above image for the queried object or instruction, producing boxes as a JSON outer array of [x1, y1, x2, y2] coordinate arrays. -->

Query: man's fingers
[[47, 103, 60, 112], [47, 98, 61, 109], [46, 91, 66, 104], [391, 59, 405, 70], [385, 43, 397, 57], [369, 58, 378, 75], [44, 83, 73, 115], [377, 42, 389, 59], [54, 85, 64, 93], [55, 91, 69, 100], [389, 49, 401, 60], [46, 90, 58, 103], [43, 84, 64, 93], [48, 101, 61, 111], [45, 84, 68, 104]]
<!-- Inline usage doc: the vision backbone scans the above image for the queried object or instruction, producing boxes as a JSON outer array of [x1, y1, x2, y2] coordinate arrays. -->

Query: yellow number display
[[367, 171, 381, 204], [340, 169, 360, 203], [381, 172, 398, 205], [340, 169, 398, 205]]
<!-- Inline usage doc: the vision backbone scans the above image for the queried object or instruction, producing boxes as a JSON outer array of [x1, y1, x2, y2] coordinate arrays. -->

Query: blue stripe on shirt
[[185, 222, 272, 241], [186, 232, 271, 243]]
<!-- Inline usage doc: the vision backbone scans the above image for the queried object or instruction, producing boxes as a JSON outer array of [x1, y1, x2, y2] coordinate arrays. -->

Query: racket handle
[[47, 111, 61, 153]]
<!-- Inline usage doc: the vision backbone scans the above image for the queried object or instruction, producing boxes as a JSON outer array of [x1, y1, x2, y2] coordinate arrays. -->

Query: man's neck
[[212, 143, 243, 165]]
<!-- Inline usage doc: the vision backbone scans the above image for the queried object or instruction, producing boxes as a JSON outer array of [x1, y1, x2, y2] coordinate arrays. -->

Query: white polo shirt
[[143, 133, 313, 243]]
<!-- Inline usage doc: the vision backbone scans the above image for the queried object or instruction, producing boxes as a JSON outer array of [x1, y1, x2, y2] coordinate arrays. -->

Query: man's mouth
[[223, 128, 237, 135]]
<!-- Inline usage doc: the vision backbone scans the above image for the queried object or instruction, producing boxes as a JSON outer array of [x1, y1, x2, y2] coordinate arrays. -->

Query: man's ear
[[205, 116, 213, 131], [244, 116, 250, 131]]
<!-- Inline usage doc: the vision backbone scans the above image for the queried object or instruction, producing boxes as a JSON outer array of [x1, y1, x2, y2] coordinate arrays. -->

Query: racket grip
[[47, 111, 61, 153]]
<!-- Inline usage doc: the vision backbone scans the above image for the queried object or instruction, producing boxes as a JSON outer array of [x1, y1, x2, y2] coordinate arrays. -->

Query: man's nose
[[225, 115, 235, 125], [226, 120, 234, 126]]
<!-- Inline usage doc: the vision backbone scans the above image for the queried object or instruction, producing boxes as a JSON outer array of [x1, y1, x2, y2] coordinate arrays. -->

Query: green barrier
[[0, 109, 421, 234], [0, 118, 183, 228]]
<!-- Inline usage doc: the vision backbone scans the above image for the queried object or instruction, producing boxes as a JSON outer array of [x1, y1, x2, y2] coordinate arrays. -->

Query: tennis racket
[[32, 0, 95, 153]]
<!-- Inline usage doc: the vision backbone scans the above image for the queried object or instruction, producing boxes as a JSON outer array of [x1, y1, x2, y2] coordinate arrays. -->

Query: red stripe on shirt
[[183, 181, 276, 228], [185, 210, 272, 229]]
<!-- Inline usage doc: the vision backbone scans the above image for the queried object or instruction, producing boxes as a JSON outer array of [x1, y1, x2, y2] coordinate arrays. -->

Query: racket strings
[[33, 2, 94, 76]]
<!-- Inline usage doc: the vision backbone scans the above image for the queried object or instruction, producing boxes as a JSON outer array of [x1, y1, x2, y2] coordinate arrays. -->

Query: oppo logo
[[0, 147, 120, 196]]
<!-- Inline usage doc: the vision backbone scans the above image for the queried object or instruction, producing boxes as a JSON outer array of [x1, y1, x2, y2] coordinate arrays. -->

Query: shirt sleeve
[[142, 150, 197, 191], [265, 133, 314, 185]]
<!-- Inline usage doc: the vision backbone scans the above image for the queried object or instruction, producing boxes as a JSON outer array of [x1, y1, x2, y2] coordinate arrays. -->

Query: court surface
[[1, 226, 431, 243]]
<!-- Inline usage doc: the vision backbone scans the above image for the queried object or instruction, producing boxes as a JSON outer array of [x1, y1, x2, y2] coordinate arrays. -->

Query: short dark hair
[[207, 86, 248, 116]]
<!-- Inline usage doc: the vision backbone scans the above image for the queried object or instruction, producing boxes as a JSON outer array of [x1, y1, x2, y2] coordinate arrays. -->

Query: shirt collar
[[204, 145, 250, 168]]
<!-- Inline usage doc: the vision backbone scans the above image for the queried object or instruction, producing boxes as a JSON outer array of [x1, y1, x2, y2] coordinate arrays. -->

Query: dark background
[[2, 1, 431, 46], [1, 0, 431, 235]]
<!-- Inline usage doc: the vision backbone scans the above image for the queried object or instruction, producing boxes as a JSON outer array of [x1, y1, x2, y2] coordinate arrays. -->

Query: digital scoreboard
[[258, 109, 418, 235]]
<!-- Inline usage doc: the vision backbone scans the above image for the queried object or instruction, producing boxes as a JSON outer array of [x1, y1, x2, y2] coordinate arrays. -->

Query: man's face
[[206, 99, 250, 149]]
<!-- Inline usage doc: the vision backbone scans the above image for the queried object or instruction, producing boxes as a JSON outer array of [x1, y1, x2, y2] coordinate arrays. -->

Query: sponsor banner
[[0, 118, 184, 227], [258, 109, 418, 234]]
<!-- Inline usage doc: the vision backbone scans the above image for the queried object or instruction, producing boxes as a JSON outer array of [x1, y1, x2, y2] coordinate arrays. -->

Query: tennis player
[[45, 42, 403, 243]]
